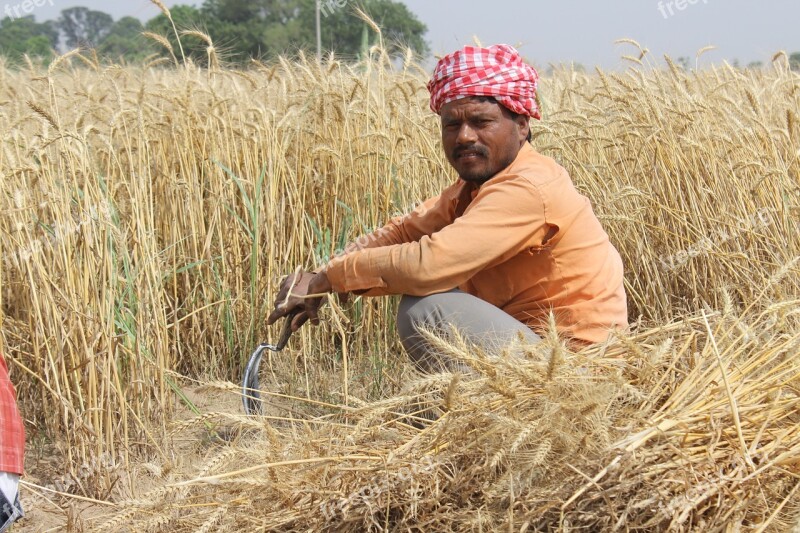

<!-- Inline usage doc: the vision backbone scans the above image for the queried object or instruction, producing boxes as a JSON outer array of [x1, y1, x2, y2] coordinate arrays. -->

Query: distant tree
[[0, 16, 58, 61], [144, 0, 428, 64], [145, 5, 210, 63], [790, 52, 800, 71], [747, 61, 763, 70], [545, 63, 585, 76], [97, 17, 149, 62], [202, 0, 302, 25], [56, 7, 114, 49], [300, 0, 429, 59], [677, 56, 691, 70], [200, 0, 308, 59], [0, 1, 428, 65]]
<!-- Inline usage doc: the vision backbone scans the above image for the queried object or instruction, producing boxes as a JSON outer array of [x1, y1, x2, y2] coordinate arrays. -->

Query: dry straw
[[94, 311, 800, 531]]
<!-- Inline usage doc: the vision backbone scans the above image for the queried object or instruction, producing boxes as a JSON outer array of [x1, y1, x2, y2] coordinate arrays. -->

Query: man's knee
[[396, 291, 454, 336], [396, 293, 453, 372], [396, 294, 423, 340]]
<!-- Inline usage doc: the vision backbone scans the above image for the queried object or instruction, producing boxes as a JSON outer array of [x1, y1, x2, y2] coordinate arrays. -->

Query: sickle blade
[[242, 312, 298, 415], [242, 344, 268, 416]]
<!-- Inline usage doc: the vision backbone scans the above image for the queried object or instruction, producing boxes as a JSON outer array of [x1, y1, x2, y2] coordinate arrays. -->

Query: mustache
[[453, 145, 488, 158]]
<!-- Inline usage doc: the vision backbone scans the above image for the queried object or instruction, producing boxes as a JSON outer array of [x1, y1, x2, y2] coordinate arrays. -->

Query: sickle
[[241, 311, 297, 416]]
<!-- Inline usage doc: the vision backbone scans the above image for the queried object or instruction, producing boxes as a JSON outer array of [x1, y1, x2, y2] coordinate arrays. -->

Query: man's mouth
[[455, 148, 487, 161]]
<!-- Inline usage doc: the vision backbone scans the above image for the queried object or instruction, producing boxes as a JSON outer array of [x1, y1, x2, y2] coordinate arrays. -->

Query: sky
[[16, 0, 800, 69]]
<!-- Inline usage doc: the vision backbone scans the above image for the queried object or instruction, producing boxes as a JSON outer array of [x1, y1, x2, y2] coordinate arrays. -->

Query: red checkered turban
[[427, 44, 541, 120]]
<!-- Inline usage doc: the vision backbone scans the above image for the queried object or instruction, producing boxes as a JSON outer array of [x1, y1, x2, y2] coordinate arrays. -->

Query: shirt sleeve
[[325, 175, 552, 296]]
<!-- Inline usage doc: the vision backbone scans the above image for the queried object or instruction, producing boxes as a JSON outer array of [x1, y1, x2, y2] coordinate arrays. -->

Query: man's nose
[[456, 123, 478, 144]]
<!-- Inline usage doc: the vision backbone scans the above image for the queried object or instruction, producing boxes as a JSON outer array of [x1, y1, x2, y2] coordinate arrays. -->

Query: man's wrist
[[309, 271, 333, 295]]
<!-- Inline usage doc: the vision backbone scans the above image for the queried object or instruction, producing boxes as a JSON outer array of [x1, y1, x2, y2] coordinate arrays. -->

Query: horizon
[[1, 0, 797, 69]]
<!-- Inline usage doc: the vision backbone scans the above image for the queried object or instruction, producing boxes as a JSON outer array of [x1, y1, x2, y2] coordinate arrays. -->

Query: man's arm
[[269, 181, 465, 330], [323, 180, 466, 263], [324, 175, 552, 296]]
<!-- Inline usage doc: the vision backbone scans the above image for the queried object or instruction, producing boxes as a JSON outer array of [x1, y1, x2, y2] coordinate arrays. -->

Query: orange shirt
[[324, 144, 628, 344]]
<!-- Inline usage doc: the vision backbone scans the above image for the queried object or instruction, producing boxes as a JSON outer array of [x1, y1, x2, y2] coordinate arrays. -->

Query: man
[[268, 44, 628, 372], [0, 351, 24, 531]]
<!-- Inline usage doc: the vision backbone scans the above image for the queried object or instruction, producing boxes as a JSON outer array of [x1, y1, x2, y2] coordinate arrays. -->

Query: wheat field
[[1, 44, 799, 531]]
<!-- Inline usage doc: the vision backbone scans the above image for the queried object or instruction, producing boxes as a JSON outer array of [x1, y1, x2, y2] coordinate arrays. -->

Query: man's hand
[[267, 270, 333, 332]]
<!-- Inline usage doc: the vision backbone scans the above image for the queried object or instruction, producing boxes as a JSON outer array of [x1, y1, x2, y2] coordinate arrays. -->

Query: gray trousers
[[397, 289, 540, 373]]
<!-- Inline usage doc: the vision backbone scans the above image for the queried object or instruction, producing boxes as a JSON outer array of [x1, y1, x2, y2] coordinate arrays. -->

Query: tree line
[[0, 0, 429, 64]]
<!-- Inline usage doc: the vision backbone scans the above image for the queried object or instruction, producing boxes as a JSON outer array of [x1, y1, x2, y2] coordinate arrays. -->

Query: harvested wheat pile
[[90, 305, 800, 532]]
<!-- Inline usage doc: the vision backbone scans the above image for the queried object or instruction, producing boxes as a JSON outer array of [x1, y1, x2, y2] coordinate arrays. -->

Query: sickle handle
[[275, 310, 298, 351]]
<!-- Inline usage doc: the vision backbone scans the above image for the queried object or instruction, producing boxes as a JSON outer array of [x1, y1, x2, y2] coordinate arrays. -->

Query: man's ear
[[516, 114, 530, 142]]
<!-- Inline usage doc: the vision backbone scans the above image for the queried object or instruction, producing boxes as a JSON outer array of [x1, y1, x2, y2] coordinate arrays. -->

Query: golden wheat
[[0, 49, 797, 530]]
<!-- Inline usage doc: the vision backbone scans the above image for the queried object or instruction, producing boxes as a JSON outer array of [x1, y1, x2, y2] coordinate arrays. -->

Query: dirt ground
[[16, 383, 249, 532]]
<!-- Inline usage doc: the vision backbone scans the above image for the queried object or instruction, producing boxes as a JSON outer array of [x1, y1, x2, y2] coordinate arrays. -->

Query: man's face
[[440, 97, 530, 184]]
